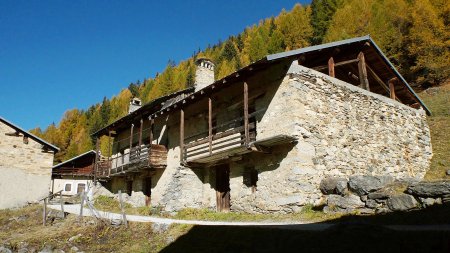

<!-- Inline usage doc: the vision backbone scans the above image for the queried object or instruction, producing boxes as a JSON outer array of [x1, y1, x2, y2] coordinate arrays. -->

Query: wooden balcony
[[96, 144, 167, 178], [182, 113, 257, 165]]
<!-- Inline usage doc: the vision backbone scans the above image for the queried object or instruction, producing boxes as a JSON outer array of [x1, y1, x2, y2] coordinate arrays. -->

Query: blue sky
[[0, 0, 309, 130]]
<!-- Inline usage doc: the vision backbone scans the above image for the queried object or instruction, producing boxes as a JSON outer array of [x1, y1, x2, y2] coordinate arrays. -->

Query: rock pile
[[320, 175, 450, 214]]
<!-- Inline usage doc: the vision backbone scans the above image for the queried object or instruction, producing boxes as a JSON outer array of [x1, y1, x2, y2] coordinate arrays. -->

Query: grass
[[173, 205, 342, 222], [0, 204, 182, 253], [419, 81, 450, 180]]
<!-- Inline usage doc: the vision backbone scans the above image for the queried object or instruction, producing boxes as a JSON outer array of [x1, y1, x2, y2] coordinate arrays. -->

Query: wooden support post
[[388, 78, 397, 100], [357, 52, 370, 91], [60, 191, 64, 218], [94, 137, 100, 184], [244, 82, 249, 146], [208, 97, 212, 156], [138, 119, 143, 147], [149, 118, 154, 165], [118, 190, 128, 228], [180, 109, 185, 162], [42, 198, 47, 226], [328, 57, 335, 77], [79, 191, 85, 220], [107, 131, 112, 176]]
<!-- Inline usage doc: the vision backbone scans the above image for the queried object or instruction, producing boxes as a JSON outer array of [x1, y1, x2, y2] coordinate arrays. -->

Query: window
[[243, 167, 258, 193], [64, 183, 72, 192], [77, 183, 86, 193]]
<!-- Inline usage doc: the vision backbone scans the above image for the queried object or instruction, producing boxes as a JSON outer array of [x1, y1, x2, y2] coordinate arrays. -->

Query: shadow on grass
[[160, 204, 450, 253]]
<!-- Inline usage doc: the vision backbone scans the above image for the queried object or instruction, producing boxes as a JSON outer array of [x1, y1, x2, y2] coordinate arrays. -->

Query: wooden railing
[[96, 144, 167, 177], [183, 112, 258, 162]]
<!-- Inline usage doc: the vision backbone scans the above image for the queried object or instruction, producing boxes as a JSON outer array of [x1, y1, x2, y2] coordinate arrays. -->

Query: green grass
[[419, 82, 450, 180]]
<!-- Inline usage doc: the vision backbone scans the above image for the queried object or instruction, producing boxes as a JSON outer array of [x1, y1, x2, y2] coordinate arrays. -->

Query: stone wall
[[228, 62, 432, 213], [0, 122, 55, 209]]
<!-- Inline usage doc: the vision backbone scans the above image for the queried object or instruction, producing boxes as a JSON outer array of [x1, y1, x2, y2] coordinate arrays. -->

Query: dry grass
[[419, 81, 450, 180]]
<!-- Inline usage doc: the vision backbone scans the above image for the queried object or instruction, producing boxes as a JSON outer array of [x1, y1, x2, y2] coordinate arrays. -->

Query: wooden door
[[215, 164, 230, 212]]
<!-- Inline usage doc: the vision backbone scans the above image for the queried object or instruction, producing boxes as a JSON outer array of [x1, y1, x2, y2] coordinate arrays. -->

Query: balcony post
[[180, 109, 185, 162], [244, 82, 249, 146], [208, 97, 212, 156], [108, 131, 112, 177], [139, 118, 143, 160], [129, 123, 134, 159], [149, 117, 154, 164]]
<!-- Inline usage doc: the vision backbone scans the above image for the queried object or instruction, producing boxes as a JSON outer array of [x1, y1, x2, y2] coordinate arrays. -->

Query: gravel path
[[48, 204, 450, 231]]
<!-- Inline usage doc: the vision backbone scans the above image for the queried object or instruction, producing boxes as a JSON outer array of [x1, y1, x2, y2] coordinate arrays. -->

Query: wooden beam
[[388, 78, 397, 100], [180, 109, 185, 162], [149, 118, 154, 158], [208, 97, 212, 156], [357, 52, 370, 91], [244, 82, 249, 146], [365, 64, 390, 95], [313, 58, 359, 71], [328, 57, 335, 77], [108, 131, 112, 176]]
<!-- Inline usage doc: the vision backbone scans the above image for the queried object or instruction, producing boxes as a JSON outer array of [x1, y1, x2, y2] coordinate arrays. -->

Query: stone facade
[[0, 121, 55, 209], [104, 61, 432, 214], [226, 62, 431, 213]]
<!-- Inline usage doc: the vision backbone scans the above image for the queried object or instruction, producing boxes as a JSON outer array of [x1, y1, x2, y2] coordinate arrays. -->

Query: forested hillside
[[31, 0, 449, 164]]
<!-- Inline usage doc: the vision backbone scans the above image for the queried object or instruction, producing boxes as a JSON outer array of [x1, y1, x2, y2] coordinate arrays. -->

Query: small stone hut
[[91, 36, 432, 213], [0, 116, 59, 209]]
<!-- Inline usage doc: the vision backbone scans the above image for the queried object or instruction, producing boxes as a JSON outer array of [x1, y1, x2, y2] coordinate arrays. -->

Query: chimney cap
[[195, 58, 215, 66]]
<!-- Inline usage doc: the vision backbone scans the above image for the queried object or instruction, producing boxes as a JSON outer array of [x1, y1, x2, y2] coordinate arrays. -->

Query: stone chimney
[[128, 97, 142, 114], [195, 58, 215, 91]]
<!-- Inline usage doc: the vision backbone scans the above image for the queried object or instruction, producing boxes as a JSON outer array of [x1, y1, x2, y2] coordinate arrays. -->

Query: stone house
[[52, 150, 96, 196], [92, 36, 432, 213], [0, 116, 59, 209]]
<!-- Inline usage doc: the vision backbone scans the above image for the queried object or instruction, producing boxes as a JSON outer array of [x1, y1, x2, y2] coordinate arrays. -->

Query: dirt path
[[48, 204, 450, 231]]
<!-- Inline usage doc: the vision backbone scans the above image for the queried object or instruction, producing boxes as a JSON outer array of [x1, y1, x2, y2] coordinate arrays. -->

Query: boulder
[[92, 183, 114, 198], [387, 194, 418, 211], [419, 197, 442, 208], [407, 181, 450, 198], [319, 177, 348, 195], [127, 191, 147, 207], [327, 194, 365, 210], [365, 199, 381, 209], [446, 170, 450, 176], [367, 188, 395, 200], [348, 175, 393, 196], [0, 246, 12, 253]]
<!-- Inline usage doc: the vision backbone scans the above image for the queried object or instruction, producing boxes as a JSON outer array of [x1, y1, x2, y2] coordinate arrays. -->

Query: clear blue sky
[[0, 0, 309, 130]]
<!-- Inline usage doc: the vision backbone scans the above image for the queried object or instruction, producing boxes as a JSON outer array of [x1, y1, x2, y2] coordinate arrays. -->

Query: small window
[[77, 183, 86, 193], [23, 136, 29, 144], [243, 167, 258, 193], [64, 183, 72, 192]]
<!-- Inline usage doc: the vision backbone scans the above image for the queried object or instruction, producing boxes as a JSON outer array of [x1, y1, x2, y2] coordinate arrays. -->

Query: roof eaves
[[52, 150, 96, 169], [0, 116, 60, 152]]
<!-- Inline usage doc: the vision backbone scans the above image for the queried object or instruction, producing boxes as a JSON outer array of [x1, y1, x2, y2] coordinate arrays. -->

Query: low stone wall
[[320, 176, 450, 213]]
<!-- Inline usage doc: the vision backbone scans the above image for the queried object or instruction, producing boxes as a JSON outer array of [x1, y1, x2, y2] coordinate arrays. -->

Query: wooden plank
[[42, 198, 47, 226], [129, 124, 134, 153], [108, 131, 112, 176], [208, 97, 212, 156], [388, 78, 397, 100], [328, 57, 335, 77], [79, 191, 84, 220], [60, 191, 64, 218], [180, 109, 184, 162], [118, 190, 128, 228], [357, 52, 370, 91], [365, 64, 391, 95], [244, 82, 249, 145]]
